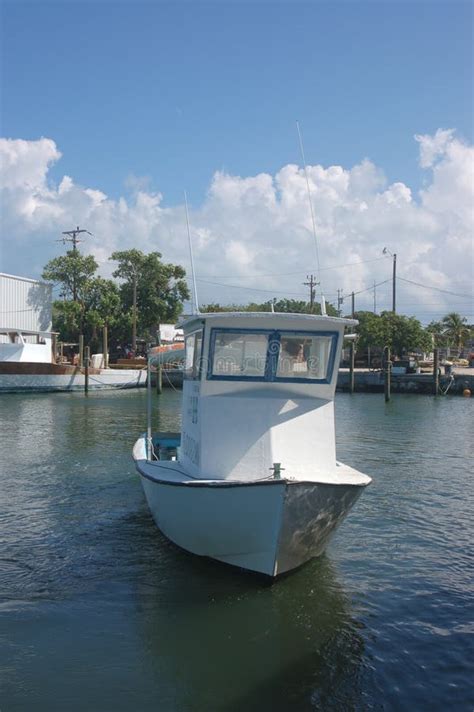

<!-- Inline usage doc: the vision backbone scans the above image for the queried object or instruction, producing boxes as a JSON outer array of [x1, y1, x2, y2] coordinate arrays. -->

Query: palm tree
[[441, 313, 471, 354], [426, 320, 445, 347]]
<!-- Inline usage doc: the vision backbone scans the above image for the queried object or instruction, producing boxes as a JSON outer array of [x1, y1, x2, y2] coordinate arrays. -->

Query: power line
[[195, 277, 309, 297], [195, 256, 387, 280], [187, 268, 472, 314], [398, 276, 472, 299], [342, 279, 391, 300], [394, 300, 472, 307]]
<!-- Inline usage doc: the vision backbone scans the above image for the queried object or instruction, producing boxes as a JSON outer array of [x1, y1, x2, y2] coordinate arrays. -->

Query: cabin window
[[208, 327, 338, 383], [275, 333, 334, 381], [184, 329, 203, 380], [210, 331, 268, 378]]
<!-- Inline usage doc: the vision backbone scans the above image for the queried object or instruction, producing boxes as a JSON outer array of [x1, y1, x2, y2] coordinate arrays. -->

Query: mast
[[184, 191, 200, 315], [296, 121, 326, 316]]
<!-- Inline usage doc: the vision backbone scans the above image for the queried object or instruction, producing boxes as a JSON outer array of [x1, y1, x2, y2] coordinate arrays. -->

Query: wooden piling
[[384, 346, 391, 402], [349, 342, 355, 393], [433, 347, 439, 396], [156, 365, 163, 394], [103, 325, 108, 369], [78, 335, 84, 368], [84, 345, 90, 395], [350, 291, 355, 393]]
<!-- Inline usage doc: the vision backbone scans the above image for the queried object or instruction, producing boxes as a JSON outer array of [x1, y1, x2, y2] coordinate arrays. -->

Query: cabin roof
[[0, 327, 55, 336], [179, 311, 358, 331]]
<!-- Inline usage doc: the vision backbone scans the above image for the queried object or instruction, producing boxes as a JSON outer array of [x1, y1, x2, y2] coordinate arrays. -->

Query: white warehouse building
[[0, 273, 53, 339]]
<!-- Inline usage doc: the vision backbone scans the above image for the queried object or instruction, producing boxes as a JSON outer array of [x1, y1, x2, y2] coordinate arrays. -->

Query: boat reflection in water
[[134, 312, 371, 577], [135, 551, 367, 711]]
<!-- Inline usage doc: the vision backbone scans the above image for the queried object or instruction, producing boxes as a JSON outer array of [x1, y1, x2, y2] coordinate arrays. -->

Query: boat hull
[[0, 364, 147, 392], [141, 474, 286, 576], [135, 450, 369, 577], [274, 480, 365, 575]]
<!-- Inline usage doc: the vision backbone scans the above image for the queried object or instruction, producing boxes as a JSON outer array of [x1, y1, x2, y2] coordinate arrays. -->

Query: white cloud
[[0, 137, 60, 189], [415, 128, 455, 169], [0, 132, 472, 323]]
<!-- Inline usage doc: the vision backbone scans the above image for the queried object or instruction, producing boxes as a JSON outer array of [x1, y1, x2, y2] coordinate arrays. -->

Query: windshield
[[207, 328, 338, 383]]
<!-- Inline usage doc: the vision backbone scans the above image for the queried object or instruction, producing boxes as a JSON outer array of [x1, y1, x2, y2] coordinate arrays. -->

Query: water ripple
[[0, 391, 472, 711]]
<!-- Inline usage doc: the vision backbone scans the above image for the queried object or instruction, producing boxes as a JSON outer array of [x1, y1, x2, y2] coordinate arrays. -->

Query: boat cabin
[[178, 312, 356, 482], [0, 329, 54, 363]]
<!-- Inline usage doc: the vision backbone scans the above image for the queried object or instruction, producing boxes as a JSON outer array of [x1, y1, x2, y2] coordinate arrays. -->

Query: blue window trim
[[184, 325, 205, 381], [207, 328, 273, 382], [272, 329, 339, 385], [207, 327, 339, 384]]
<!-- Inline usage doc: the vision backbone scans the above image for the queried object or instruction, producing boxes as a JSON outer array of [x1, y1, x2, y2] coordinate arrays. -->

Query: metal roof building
[[0, 273, 52, 333]]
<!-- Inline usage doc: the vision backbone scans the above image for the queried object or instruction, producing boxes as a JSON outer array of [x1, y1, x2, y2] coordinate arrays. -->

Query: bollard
[[270, 463, 285, 480]]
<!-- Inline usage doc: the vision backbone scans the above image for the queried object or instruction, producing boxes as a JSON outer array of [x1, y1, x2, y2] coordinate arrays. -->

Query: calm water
[[0, 390, 472, 711]]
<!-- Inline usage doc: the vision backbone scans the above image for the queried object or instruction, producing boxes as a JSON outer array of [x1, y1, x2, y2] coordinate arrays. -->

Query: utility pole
[[337, 289, 344, 317], [303, 275, 318, 311], [60, 226, 92, 253], [383, 247, 397, 313], [373, 280, 377, 313], [58, 226, 93, 301]]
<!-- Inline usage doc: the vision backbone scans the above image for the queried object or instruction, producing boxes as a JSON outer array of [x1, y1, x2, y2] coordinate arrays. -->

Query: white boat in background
[[133, 311, 371, 578], [0, 328, 146, 392]]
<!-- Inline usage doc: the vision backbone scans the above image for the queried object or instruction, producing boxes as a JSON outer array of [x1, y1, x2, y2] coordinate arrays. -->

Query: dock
[[337, 368, 474, 395], [152, 367, 474, 394]]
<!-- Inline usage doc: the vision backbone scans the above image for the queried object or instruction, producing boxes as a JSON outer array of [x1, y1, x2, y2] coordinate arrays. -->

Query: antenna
[[296, 121, 326, 316], [184, 191, 200, 315]]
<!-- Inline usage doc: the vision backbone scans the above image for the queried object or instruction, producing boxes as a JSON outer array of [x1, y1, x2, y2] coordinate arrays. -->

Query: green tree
[[51, 300, 84, 343], [81, 277, 123, 350], [382, 312, 431, 356], [200, 298, 338, 315], [270, 298, 338, 316], [354, 311, 431, 356], [42, 251, 98, 302], [352, 311, 385, 351], [441, 312, 471, 352], [110, 250, 189, 347], [200, 303, 248, 313], [42, 251, 99, 337], [49, 278, 123, 345], [426, 320, 445, 347]]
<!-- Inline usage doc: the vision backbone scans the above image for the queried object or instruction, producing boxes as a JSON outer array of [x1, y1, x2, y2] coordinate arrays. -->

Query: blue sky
[[2, 0, 472, 204], [1, 0, 473, 321]]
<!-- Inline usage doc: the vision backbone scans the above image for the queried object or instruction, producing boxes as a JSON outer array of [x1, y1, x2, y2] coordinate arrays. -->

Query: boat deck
[[133, 433, 371, 487]]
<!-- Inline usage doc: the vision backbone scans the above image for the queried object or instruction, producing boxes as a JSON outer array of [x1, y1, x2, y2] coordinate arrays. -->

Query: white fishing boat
[[133, 311, 371, 577], [0, 327, 146, 392]]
